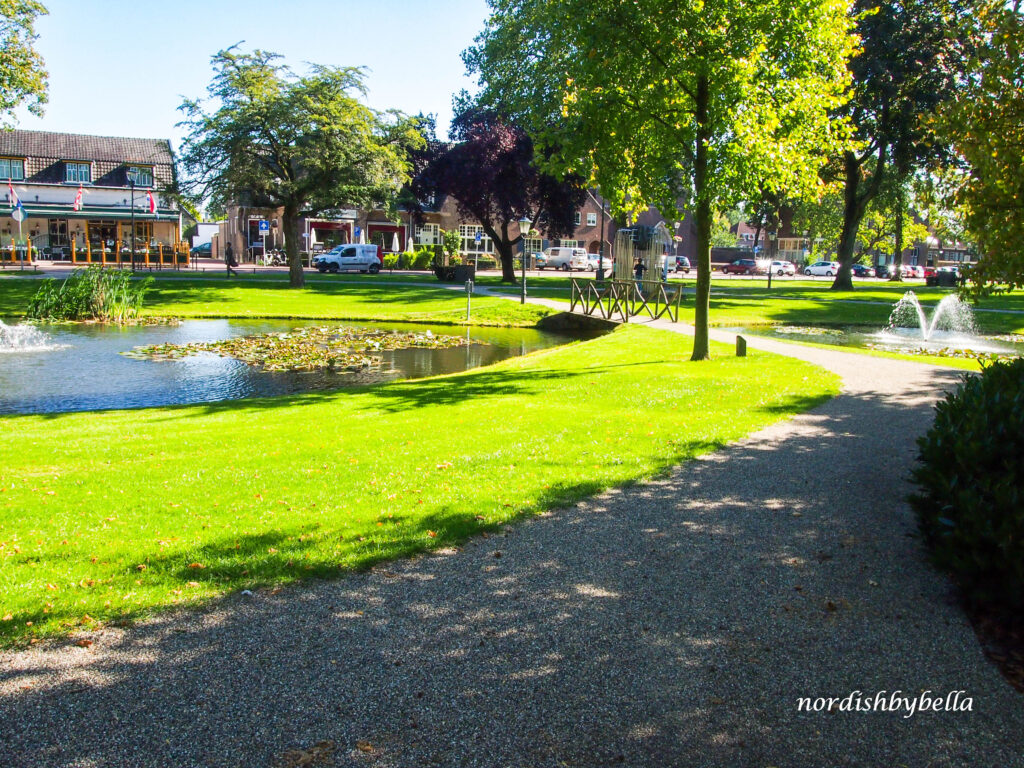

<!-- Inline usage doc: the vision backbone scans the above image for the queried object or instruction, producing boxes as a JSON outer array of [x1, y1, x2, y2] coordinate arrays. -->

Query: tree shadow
[[4, 375, 1023, 766]]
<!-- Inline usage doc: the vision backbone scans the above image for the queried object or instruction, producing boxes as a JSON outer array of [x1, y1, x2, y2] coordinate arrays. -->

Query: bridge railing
[[570, 278, 684, 323]]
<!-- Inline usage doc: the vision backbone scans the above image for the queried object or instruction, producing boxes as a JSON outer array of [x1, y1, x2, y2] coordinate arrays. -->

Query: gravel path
[[2, 314, 1022, 768]]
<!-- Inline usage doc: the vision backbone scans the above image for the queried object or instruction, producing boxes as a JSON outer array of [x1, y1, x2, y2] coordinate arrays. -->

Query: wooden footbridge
[[569, 277, 684, 323]]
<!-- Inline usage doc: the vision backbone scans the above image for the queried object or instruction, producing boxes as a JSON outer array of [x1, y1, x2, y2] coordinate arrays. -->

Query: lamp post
[[519, 216, 531, 304], [126, 168, 137, 272]]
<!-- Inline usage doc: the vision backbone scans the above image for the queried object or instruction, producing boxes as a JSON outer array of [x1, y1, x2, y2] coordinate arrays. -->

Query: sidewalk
[[1, 304, 1021, 767]]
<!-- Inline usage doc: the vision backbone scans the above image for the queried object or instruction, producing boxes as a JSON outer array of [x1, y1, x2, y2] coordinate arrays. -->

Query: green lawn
[[0, 325, 839, 646]]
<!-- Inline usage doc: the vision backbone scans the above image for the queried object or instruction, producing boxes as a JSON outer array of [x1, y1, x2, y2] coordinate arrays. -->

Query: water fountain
[[876, 291, 1010, 354], [0, 319, 56, 353]]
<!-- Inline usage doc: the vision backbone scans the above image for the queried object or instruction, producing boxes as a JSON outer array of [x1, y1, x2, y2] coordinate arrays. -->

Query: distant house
[[0, 129, 184, 264]]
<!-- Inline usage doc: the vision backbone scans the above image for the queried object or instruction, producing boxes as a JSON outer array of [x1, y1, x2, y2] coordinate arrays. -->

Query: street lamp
[[519, 216, 532, 304], [125, 168, 138, 272]]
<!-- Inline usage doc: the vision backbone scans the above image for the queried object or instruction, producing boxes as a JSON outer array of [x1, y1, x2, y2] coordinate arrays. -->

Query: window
[[416, 223, 439, 245], [126, 166, 153, 187], [0, 158, 25, 181], [574, 212, 581, 226], [65, 162, 91, 183], [458, 224, 493, 254], [556, 239, 580, 248], [524, 237, 543, 253], [586, 212, 597, 227]]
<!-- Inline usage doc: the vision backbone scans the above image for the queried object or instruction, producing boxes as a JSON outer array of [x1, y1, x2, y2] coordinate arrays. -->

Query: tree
[[410, 109, 585, 283], [0, 0, 48, 126], [466, 0, 855, 359], [829, 0, 980, 290], [710, 211, 739, 248], [943, 2, 1024, 294], [178, 47, 421, 287]]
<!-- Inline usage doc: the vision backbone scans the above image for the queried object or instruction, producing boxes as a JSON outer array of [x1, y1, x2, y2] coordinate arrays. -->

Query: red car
[[722, 258, 759, 275]]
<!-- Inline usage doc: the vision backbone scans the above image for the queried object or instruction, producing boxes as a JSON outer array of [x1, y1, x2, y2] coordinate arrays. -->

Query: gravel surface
[[2, 317, 1022, 768]]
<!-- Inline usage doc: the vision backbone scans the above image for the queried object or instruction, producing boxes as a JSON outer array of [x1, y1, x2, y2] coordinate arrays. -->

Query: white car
[[771, 260, 796, 276], [313, 244, 381, 274], [587, 253, 613, 271], [541, 246, 589, 271], [804, 260, 839, 276]]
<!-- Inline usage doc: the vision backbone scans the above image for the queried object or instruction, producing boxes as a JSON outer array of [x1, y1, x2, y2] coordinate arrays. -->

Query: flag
[[147, 191, 158, 218], [8, 180, 20, 208], [73, 184, 83, 212]]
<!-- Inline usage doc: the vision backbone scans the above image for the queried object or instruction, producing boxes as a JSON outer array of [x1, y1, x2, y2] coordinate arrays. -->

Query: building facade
[[0, 130, 183, 265]]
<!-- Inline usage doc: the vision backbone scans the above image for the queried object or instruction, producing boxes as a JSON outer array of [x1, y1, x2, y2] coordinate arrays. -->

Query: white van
[[541, 246, 589, 271], [313, 244, 381, 274]]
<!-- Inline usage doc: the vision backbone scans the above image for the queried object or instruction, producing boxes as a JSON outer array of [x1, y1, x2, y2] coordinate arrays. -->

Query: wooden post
[[736, 336, 747, 357]]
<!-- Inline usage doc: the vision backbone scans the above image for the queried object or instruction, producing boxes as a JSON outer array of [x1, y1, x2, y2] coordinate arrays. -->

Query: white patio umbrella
[[357, 227, 365, 244], [391, 232, 400, 252]]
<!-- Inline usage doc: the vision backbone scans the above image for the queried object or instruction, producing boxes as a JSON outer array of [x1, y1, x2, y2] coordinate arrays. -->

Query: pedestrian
[[225, 241, 238, 277], [634, 255, 646, 293]]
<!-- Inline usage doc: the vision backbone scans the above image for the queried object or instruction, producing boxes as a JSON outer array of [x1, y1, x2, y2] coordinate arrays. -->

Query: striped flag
[[73, 183, 83, 211], [147, 190, 158, 218], [8, 180, 19, 208]]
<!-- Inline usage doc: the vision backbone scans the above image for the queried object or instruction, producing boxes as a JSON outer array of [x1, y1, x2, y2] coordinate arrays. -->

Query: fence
[[570, 277, 684, 323]]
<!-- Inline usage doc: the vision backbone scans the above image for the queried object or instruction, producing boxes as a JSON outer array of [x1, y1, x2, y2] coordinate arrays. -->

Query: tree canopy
[[466, 0, 855, 359], [0, 0, 48, 126], [945, 2, 1024, 294], [828, 0, 981, 289], [178, 47, 422, 287], [410, 108, 585, 283]]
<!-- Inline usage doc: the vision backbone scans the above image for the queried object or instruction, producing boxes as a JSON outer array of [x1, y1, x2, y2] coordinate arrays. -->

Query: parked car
[[313, 244, 381, 274], [532, 252, 547, 269], [723, 258, 759, 275], [804, 260, 840, 276], [770, 260, 796, 276], [676, 256, 691, 274], [541, 246, 589, 271], [586, 253, 614, 272], [851, 263, 876, 278], [190, 242, 212, 257], [874, 264, 892, 279], [926, 266, 961, 287], [913, 265, 925, 278]]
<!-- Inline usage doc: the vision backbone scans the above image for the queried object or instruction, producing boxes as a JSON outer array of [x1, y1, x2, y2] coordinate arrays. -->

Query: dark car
[[676, 256, 691, 274], [874, 264, 892, 279], [189, 242, 213, 257], [723, 258, 758, 275], [851, 263, 876, 278]]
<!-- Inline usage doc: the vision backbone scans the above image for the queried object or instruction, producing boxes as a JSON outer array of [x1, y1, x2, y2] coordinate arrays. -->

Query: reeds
[[26, 267, 153, 322]]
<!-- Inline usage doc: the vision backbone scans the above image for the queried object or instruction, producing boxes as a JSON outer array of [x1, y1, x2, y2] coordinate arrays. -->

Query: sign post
[[258, 219, 270, 263]]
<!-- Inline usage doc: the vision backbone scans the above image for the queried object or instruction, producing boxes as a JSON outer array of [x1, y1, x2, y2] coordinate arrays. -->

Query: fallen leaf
[[75, 639, 93, 648], [356, 740, 374, 753], [188, 563, 205, 569]]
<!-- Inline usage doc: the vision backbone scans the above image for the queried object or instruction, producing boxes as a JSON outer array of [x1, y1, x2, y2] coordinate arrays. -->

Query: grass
[[0, 324, 839, 647]]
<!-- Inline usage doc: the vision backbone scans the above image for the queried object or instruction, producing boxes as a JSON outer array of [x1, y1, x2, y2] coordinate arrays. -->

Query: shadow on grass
[[7, 369, 1021, 768]]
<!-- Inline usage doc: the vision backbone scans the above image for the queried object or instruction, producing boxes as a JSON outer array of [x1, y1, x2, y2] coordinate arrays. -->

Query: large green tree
[[178, 48, 421, 287], [945, 2, 1024, 294], [829, 0, 980, 290], [466, 0, 855, 359], [0, 0, 48, 125]]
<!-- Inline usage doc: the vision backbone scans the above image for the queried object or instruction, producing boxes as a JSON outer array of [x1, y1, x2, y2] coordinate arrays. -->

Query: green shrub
[[26, 267, 152, 322], [382, 253, 400, 270], [409, 248, 434, 270], [911, 358, 1024, 609]]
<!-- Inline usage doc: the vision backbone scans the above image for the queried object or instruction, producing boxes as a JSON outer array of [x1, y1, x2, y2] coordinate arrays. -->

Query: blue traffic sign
[[475, 231, 482, 243], [258, 220, 270, 233]]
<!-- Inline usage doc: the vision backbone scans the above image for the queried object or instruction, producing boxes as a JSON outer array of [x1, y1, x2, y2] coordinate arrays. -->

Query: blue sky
[[14, 0, 490, 148]]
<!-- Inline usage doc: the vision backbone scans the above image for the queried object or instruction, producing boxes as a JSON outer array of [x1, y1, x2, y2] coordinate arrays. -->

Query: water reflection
[[0, 320, 593, 415]]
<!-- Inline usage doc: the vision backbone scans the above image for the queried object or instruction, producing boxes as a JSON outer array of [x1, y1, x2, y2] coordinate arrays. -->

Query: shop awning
[[5, 204, 177, 220]]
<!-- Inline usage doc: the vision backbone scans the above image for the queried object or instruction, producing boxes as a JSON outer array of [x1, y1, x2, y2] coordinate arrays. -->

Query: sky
[[14, 0, 491, 149]]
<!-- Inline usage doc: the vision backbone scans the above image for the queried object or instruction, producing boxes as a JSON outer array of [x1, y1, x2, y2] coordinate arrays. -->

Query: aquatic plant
[[26, 267, 152, 322]]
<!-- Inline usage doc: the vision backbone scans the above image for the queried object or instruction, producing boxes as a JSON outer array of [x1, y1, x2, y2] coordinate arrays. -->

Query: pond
[[727, 324, 1024, 357], [0, 320, 594, 415]]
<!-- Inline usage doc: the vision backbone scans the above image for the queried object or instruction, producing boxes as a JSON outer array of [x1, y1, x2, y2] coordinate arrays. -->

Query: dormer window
[[125, 165, 153, 187], [0, 158, 25, 181], [65, 161, 91, 183]]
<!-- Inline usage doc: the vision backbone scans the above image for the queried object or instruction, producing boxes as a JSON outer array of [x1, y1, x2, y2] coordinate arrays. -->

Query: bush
[[382, 253, 400, 270], [911, 358, 1024, 609], [408, 248, 434, 270], [26, 267, 153, 322]]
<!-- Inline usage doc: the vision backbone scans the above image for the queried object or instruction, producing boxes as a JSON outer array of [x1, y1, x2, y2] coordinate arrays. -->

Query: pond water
[[0, 320, 592, 415], [728, 325, 1024, 357]]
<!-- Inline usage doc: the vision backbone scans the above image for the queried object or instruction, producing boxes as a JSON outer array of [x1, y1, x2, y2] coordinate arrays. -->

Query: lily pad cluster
[[124, 326, 471, 372], [772, 326, 846, 337]]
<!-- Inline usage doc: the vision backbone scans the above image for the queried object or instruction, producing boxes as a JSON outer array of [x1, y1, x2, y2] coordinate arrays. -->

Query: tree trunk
[[283, 203, 304, 288], [498, 240, 516, 283], [691, 73, 712, 361], [832, 151, 862, 290], [890, 178, 905, 282]]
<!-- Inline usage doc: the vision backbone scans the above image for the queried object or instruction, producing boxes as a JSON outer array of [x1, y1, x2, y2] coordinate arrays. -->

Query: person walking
[[634, 255, 647, 293], [225, 241, 238, 277]]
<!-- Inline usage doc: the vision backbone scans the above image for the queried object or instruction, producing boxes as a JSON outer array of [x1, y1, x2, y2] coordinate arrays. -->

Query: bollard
[[736, 335, 747, 357], [465, 279, 474, 321]]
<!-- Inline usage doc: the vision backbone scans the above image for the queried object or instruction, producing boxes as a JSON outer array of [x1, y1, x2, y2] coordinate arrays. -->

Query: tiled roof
[[0, 130, 172, 165]]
